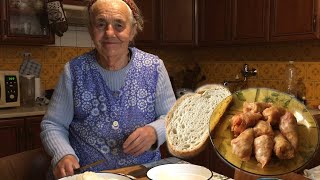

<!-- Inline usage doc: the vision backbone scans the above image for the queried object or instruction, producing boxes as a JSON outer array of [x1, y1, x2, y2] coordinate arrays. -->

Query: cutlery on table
[[74, 159, 106, 175]]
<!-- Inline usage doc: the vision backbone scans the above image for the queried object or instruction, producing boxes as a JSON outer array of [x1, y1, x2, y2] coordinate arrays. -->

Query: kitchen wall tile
[[3, 46, 25, 64], [305, 81, 315, 101], [306, 63, 320, 81], [257, 63, 274, 80], [76, 30, 92, 47], [272, 62, 286, 80], [77, 47, 92, 56], [0, 63, 19, 71], [51, 35, 61, 47], [28, 46, 45, 63], [295, 62, 307, 81], [60, 30, 77, 47], [40, 64, 55, 81], [45, 47, 61, 63], [61, 47, 78, 63], [314, 82, 320, 100], [4, 39, 320, 107]]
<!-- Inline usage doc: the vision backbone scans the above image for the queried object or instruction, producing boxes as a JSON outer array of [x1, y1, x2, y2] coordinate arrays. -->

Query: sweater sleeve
[[40, 62, 78, 167], [147, 60, 176, 149]]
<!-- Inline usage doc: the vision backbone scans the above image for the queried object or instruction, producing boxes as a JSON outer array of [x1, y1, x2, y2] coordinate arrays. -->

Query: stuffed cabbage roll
[[273, 130, 295, 159], [231, 112, 262, 137], [253, 120, 274, 138], [262, 106, 286, 126], [231, 128, 254, 161], [279, 111, 298, 150], [254, 135, 274, 168], [243, 102, 272, 113]]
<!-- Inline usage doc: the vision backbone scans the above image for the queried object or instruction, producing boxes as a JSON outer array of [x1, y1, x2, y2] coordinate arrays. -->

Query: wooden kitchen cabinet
[[134, 0, 159, 46], [198, 0, 320, 45], [198, 0, 232, 45], [0, 115, 43, 158], [270, 0, 320, 41], [0, 118, 24, 157], [0, 0, 54, 45], [231, 0, 270, 43], [160, 0, 196, 46]]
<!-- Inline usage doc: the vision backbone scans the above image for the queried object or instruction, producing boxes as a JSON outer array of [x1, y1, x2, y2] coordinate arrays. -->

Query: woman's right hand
[[53, 154, 80, 179]]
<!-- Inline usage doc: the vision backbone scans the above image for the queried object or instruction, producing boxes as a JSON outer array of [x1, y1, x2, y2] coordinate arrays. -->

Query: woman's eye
[[113, 22, 125, 32], [96, 22, 106, 30]]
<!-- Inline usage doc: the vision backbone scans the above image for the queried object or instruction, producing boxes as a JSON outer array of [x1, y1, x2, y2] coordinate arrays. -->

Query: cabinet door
[[25, 116, 43, 150], [232, 0, 270, 43], [134, 0, 159, 46], [0, 118, 24, 157], [160, 0, 195, 45], [270, 0, 319, 41], [1, 0, 54, 45], [198, 0, 232, 45]]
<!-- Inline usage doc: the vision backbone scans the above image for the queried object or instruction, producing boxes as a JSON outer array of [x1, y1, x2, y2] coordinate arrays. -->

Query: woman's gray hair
[[87, 0, 144, 33]]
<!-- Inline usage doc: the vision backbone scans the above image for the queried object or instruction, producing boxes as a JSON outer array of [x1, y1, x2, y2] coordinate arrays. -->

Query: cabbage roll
[[231, 128, 254, 161], [273, 130, 295, 159], [254, 135, 274, 168]]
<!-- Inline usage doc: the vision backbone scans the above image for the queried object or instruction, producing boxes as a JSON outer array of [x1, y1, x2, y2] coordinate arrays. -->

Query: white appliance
[[0, 71, 20, 108]]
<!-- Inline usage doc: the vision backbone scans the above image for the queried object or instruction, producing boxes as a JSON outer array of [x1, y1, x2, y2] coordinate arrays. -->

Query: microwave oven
[[0, 71, 20, 108]]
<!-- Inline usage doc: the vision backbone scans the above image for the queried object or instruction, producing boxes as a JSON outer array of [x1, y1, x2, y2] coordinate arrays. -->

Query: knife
[[74, 159, 106, 174]]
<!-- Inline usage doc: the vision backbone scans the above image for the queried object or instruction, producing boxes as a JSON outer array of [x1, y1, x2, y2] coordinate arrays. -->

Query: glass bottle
[[286, 61, 298, 97]]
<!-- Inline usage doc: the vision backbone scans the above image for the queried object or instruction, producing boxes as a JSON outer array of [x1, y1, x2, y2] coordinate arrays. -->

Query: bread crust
[[165, 86, 232, 159]]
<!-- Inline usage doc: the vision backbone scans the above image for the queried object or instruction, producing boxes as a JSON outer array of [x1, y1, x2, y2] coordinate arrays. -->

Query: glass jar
[[20, 74, 35, 107]]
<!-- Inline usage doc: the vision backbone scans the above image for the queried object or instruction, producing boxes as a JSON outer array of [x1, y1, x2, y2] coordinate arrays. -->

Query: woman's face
[[89, 0, 136, 58]]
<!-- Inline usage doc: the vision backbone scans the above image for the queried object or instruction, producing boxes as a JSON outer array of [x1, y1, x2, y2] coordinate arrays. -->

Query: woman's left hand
[[123, 125, 157, 156]]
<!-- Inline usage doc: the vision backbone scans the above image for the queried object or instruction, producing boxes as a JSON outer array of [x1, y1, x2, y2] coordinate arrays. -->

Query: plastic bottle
[[286, 61, 297, 97]]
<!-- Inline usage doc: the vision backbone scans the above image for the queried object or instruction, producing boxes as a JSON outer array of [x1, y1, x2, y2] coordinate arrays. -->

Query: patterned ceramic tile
[[315, 82, 320, 100], [306, 63, 320, 81], [40, 64, 55, 80], [0, 63, 19, 71], [256, 63, 274, 80], [3, 46, 25, 64], [77, 47, 92, 56], [304, 81, 315, 101], [45, 47, 61, 63], [295, 62, 307, 81], [46, 78, 59, 89], [272, 62, 286, 80], [27, 46, 45, 63], [61, 47, 78, 64], [54, 64, 64, 76]]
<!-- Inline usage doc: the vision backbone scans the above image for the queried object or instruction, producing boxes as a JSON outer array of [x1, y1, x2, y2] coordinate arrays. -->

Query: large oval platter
[[209, 88, 319, 176]]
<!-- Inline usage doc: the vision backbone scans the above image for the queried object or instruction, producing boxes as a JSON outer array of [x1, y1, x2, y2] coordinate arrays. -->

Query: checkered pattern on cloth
[[19, 59, 42, 77]]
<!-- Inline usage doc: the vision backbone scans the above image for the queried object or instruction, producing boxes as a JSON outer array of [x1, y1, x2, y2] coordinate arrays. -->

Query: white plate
[[59, 172, 131, 180], [147, 164, 213, 180]]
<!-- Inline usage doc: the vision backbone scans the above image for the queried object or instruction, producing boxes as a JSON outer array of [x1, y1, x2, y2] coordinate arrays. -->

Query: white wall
[[52, 26, 93, 47]]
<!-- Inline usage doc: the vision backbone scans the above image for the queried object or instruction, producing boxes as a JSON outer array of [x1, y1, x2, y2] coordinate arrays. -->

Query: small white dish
[[147, 164, 213, 180], [59, 172, 131, 180]]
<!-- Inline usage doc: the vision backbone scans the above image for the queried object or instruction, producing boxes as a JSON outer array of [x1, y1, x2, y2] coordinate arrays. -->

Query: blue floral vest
[[69, 47, 161, 171]]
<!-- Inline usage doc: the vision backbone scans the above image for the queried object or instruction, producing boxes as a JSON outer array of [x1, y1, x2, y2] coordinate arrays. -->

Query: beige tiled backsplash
[[0, 29, 320, 108]]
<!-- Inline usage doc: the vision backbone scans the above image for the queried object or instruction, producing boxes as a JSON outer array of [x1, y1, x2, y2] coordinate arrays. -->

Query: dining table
[[101, 157, 233, 180]]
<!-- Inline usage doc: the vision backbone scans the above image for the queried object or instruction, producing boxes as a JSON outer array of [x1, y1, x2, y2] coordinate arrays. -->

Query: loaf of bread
[[166, 84, 232, 158]]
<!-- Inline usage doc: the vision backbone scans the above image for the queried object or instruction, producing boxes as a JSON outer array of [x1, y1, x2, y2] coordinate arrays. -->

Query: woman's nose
[[105, 24, 115, 37]]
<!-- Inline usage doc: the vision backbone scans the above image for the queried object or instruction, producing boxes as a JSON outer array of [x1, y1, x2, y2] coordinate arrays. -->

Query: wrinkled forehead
[[89, 0, 133, 19]]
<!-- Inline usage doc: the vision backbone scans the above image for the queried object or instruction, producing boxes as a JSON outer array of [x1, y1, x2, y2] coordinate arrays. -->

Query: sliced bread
[[166, 85, 232, 158]]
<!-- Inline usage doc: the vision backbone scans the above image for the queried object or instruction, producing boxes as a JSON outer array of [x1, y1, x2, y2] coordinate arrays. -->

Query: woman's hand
[[123, 125, 157, 156], [53, 154, 80, 179]]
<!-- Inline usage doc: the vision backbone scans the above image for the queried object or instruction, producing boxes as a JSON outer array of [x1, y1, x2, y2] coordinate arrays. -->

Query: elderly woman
[[40, 0, 176, 179]]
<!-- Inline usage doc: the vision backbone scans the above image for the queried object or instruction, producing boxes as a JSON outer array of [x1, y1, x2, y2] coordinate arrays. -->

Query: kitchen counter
[[0, 105, 47, 119]]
